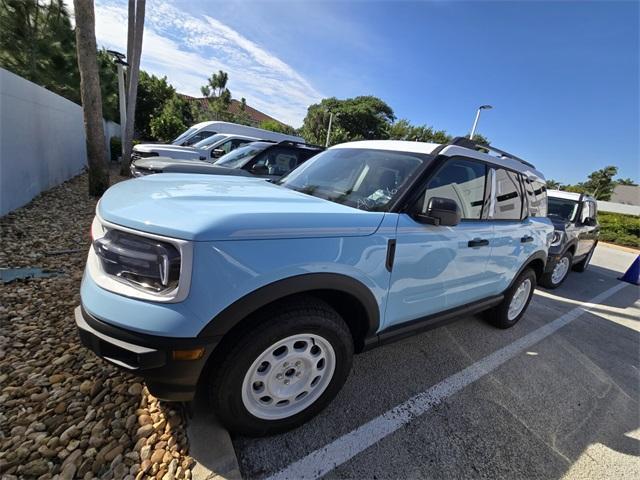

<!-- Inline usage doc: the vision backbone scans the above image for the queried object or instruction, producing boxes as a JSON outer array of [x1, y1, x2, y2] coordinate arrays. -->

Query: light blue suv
[[76, 137, 553, 435]]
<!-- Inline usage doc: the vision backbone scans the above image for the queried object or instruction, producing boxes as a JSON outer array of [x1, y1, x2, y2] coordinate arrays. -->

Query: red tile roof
[[179, 94, 285, 127]]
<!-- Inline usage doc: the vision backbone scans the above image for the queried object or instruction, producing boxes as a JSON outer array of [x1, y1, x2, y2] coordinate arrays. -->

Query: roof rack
[[448, 136, 536, 169], [276, 140, 325, 150]]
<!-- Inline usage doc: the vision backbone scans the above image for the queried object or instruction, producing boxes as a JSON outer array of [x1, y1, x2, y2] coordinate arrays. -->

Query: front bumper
[[75, 306, 219, 401]]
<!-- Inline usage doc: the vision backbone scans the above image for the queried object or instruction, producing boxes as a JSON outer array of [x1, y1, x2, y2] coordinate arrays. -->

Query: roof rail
[[276, 140, 325, 150], [448, 136, 536, 169]]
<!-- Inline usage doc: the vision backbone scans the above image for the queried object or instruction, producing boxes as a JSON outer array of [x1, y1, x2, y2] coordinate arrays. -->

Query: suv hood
[[134, 143, 198, 153], [133, 157, 210, 171], [134, 144, 202, 160], [98, 174, 385, 241]]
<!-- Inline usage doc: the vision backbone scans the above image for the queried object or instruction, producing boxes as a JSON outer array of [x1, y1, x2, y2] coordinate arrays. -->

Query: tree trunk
[[120, 0, 146, 176], [73, 0, 109, 195]]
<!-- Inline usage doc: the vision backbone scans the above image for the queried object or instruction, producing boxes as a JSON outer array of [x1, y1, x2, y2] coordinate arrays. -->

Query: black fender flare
[[197, 273, 380, 340], [508, 250, 547, 290]]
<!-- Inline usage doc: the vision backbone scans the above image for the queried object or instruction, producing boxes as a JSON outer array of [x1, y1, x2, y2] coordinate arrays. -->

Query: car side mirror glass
[[212, 149, 225, 158], [583, 217, 596, 226], [413, 197, 461, 226]]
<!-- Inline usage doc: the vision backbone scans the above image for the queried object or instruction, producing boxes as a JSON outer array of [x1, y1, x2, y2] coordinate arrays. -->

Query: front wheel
[[540, 251, 573, 288], [209, 297, 353, 436], [485, 268, 536, 329]]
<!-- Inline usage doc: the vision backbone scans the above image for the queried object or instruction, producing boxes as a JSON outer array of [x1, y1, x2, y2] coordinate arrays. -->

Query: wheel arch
[[510, 250, 547, 287], [198, 273, 380, 353]]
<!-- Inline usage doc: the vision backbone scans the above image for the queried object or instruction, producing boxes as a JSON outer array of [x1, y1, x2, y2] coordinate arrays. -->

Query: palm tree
[[546, 179, 560, 190], [121, 0, 146, 176], [73, 0, 109, 195]]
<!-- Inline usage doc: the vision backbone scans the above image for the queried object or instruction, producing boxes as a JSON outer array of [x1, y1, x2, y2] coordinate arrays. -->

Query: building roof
[[610, 184, 640, 206], [179, 94, 286, 128]]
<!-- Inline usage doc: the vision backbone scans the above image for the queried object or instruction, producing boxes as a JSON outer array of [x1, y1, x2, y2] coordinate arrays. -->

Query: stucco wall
[[0, 68, 118, 216]]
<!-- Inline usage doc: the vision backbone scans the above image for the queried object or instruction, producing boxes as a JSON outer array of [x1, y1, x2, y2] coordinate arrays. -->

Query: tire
[[485, 268, 536, 329], [208, 297, 353, 436], [573, 242, 597, 272], [540, 251, 573, 289]]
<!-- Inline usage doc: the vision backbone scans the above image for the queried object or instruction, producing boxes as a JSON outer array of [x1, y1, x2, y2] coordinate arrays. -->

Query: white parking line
[[267, 282, 630, 480]]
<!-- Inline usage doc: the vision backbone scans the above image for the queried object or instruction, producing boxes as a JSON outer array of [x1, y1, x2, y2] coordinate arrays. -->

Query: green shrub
[[598, 211, 640, 248], [109, 136, 121, 162]]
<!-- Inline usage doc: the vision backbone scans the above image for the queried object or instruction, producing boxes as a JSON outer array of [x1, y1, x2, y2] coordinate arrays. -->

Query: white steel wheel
[[508, 278, 532, 321], [241, 333, 336, 420], [551, 256, 570, 285]]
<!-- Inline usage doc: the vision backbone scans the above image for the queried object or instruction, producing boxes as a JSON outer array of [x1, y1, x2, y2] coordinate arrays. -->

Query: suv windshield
[[193, 134, 228, 149], [279, 148, 431, 211], [548, 197, 579, 221], [172, 127, 196, 145], [214, 143, 270, 169]]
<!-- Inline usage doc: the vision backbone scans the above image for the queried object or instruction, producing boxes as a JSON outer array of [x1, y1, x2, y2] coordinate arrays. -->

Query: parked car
[[133, 121, 305, 157], [131, 134, 259, 162], [540, 190, 600, 288], [76, 137, 553, 436], [130, 141, 324, 180]]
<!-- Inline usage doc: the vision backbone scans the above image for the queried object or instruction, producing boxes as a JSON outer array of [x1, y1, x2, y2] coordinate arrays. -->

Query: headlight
[[550, 231, 563, 247], [93, 229, 181, 294]]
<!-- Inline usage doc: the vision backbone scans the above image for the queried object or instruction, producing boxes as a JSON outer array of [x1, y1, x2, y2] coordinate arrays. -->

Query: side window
[[231, 139, 252, 149], [492, 168, 524, 220], [524, 177, 548, 217], [250, 148, 300, 176], [185, 131, 214, 146], [420, 158, 488, 220], [218, 140, 234, 155]]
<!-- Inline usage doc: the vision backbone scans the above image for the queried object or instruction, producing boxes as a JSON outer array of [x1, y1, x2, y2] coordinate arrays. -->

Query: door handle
[[520, 235, 534, 243], [468, 238, 489, 248]]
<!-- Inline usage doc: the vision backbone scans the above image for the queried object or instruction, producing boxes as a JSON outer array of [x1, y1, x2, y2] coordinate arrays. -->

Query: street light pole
[[325, 112, 334, 148], [107, 50, 128, 160], [469, 104, 493, 140]]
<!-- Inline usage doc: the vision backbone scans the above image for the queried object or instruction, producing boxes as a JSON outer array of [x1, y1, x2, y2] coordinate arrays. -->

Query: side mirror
[[212, 148, 225, 158], [413, 197, 461, 226], [583, 217, 596, 226], [250, 164, 269, 176]]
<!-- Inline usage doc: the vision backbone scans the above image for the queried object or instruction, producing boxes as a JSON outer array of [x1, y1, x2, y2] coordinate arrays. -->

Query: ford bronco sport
[[76, 137, 553, 435], [540, 190, 600, 288]]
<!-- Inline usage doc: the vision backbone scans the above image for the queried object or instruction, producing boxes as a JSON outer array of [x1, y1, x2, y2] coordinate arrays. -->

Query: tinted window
[[183, 131, 215, 146], [281, 148, 430, 211], [193, 134, 227, 149], [249, 147, 301, 176], [420, 158, 487, 220], [214, 143, 269, 168], [524, 177, 547, 217], [493, 168, 524, 220], [548, 197, 579, 221]]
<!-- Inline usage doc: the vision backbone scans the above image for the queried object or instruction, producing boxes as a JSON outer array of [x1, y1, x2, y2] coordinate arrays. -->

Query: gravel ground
[[0, 171, 195, 479]]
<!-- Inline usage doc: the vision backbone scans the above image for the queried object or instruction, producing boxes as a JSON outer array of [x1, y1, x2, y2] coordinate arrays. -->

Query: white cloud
[[91, 0, 323, 126]]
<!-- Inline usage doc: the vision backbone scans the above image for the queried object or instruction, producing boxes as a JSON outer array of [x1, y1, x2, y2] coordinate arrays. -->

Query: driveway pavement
[[224, 243, 639, 479]]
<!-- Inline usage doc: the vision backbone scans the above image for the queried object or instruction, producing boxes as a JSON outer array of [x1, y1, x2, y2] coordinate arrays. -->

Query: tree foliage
[[616, 178, 638, 186], [388, 119, 450, 143], [545, 179, 561, 190], [150, 95, 193, 142], [195, 69, 233, 122], [259, 120, 297, 135], [135, 71, 176, 139], [301, 96, 395, 146]]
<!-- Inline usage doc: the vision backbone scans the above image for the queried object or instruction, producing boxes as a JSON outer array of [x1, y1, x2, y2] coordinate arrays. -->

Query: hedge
[[598, 211, 640, 248]]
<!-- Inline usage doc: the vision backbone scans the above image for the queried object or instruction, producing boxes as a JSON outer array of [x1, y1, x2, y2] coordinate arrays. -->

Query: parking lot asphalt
[[228, 244, 639, 480]]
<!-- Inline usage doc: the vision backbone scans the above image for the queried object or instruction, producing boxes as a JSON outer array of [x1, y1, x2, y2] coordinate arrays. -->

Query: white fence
[[0, 68, 119, 216]]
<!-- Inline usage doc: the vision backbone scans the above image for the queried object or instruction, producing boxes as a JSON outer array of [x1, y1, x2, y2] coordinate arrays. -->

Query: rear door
[[385, 157, 495, 328]]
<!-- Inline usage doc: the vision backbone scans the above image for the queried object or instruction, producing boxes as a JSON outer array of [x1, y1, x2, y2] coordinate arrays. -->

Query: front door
[[575, 200, 599, 257], [384, 157, 495, 329]]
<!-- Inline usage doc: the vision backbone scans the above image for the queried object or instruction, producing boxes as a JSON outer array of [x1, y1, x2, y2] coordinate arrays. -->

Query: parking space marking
[[266, 282, 630, 480]]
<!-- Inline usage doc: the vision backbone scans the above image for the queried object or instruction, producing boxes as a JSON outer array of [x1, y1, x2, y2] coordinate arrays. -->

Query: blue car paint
[[83, 169, 553, 341], [98, 174, 385, 241]]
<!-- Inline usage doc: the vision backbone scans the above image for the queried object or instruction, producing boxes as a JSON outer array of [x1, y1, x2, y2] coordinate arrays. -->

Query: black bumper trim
[[75, 306, 219, 402]]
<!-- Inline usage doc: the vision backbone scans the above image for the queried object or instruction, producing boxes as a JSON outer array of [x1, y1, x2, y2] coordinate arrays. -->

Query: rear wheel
[[540, 251, 573, 288], [485, 268, 536, 329], [573, 242, 597, 272], [208, 297, 353, 436]]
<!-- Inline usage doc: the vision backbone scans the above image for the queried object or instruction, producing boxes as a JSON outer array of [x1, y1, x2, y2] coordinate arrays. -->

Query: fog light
[[172, 348, 205, 361]]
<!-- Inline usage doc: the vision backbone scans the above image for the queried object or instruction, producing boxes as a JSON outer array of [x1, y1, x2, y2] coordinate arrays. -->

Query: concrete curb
[[599, 241, 640, 254], [187, 396, 242, 480]]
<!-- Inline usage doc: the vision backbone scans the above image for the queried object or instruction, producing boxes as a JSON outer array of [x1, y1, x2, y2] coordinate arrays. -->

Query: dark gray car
[[541, 190, 600, 288]]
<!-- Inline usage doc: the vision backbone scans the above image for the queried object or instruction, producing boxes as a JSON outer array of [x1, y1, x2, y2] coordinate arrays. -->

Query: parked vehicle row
[[76, 135, 559, 436], [131, 140, 324, 180]]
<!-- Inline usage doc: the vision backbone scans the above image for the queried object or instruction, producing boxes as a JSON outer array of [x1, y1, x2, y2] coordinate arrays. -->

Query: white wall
[[597, 200, 640, 217], [0, 68, 118, 216]]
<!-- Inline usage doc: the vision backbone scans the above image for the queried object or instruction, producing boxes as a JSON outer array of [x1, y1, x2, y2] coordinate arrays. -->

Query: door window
[[492, 168, 524, 220], [420, 158, 488, 220], [523, 177, 547, 217], [250, 148, 301, 176]]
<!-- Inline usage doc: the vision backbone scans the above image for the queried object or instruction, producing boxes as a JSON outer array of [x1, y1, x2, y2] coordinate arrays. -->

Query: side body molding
[[198, 273, 380, 340]]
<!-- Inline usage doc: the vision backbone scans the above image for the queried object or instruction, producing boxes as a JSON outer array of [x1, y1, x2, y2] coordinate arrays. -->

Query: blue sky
[[89, 0, 639, 184]]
